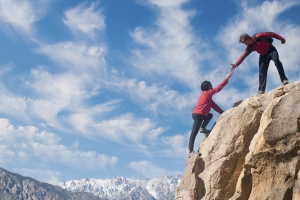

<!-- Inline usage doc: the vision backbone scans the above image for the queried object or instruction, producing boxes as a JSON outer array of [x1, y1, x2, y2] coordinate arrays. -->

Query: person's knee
[[208, 113, 213, 118], [274, 59, 282, 65]]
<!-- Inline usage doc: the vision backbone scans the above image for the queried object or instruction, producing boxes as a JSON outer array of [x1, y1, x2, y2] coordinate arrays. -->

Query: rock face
[[176, 81, 300, 200], [0, 167, 102, 200]]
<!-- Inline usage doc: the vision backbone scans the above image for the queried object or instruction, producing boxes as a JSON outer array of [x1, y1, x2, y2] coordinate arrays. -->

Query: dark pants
[[259, 46, 288, 92], [188, 113, 213, 152]]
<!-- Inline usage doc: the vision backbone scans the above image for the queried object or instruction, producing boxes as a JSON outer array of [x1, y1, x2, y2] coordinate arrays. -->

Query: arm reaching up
[[230, 64, 237, 71], [226, 72, 233, 79]]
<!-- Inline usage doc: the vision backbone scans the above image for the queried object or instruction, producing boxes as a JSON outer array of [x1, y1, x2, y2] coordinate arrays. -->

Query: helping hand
[[226, 72, 233, 79], [281, 38, 286, 44], [230, 64, 237, 71]]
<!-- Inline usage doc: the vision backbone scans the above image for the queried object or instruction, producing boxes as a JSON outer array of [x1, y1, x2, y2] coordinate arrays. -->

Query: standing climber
[[188, 72, 232, 154], [231, 32, 289, 94]]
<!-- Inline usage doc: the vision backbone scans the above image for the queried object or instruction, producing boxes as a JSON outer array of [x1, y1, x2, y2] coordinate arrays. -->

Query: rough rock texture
[[176, 81, 300, 200], [0, 167, 102, 200]]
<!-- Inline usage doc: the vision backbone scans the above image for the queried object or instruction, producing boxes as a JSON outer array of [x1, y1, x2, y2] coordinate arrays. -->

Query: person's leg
[[200, 113, 213, 135], [259, 55, 271, 93], [269, 47, 288, 83], [201, 113, 213, 129], [188, 114, 204, 153]]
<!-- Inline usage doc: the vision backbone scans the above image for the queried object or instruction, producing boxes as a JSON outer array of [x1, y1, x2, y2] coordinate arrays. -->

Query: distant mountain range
[[58, 174, 182, 200], [0, 167, 181, 200], [0, 167, 101, 200]]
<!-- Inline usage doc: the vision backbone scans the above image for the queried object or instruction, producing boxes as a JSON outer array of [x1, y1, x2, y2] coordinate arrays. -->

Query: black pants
[[188, 113, 213, 152], [259, 46, 288, 92]]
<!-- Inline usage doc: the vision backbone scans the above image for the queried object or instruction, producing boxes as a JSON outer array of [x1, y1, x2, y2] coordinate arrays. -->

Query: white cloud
[[27, 41, 108, 130], [137, 0, 189, 8], [107, 77, 194, 114], [129, 0, 208, 90], [0, 0, 49, 34], [66, 100, 121, 133], [17, 168, 62, 185], [1, 1, 110, 135], [159, 133, 189, 158], [20, 68, 97, 130], [30, 143, 118, 170], [1, 66, 167, 147], [0, 118, 118, 171], [28, 68, 90, 102], [0, 92, 28, 121], [63, 1, 105, 38], [91, 113, 165, 144], [37, 42, 107, 75], [240, 1, 298, 30], [272, 26, 300, 83], [129, 160, 181, 178]]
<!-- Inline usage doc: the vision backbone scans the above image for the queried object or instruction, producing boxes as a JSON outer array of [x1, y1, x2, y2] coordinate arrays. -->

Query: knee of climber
[[274, 59, 281, 65]]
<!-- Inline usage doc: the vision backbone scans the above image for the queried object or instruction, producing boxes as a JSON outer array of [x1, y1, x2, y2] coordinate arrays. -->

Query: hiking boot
[[258, 90, 265, 94], [283, 79, 289, 85], [200, 127, 210, 134]]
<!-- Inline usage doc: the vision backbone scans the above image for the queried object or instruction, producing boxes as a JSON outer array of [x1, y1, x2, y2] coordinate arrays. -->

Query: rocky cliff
[[176, 81, 300, 200], [0, 167, 102, 200]]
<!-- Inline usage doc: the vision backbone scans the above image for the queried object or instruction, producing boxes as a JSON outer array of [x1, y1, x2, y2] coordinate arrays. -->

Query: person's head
[[201, 81, 212, 91], [239, 33, 253, 45]]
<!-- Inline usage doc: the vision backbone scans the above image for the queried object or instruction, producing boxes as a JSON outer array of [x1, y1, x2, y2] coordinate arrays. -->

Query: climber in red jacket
[[231, 32, 289, 94], [188, 72, 232, 154]]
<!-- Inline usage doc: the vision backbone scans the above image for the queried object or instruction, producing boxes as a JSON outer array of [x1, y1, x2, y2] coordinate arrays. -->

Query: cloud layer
[[0, 0, 300, 183]]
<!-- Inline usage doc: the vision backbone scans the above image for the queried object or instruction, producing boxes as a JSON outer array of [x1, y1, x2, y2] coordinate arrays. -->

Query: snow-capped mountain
[[58, 175, 182, 200], [0, 167, 101, 200]]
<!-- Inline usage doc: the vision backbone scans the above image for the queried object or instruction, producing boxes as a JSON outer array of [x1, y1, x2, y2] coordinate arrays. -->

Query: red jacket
[[192, 78, 228, 116], [234, 32, 285, 66]]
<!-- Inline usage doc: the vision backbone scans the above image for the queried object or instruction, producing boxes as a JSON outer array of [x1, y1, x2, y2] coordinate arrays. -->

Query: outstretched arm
[[231, 48, 253, 70], [231, 64, 237, 71], [211, 73, 232, 94], [226, 72, 232, 79]]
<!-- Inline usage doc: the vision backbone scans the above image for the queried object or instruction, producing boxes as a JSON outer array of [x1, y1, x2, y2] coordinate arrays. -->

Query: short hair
[[201, 81, 211, 91], [239, 33, 250, 43]]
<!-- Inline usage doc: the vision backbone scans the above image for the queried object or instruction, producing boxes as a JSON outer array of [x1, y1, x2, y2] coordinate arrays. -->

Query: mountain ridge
[[0, 166, 181, 200], [0, 167, 102, 200], [59, 174, 182, 200]]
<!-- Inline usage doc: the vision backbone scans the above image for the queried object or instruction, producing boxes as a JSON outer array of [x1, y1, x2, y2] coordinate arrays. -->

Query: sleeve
[[234, 46, 253, 66], [255, 32, 284, 41], [212, 101, 224, 114], [211, 78, 229, 95]]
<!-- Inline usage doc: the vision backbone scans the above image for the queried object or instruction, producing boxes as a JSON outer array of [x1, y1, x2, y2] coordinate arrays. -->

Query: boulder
[[176, 81, 300, 200]]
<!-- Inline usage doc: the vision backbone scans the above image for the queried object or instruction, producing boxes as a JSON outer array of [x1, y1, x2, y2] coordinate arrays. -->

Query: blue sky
[[0, 0, 300, 185]]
